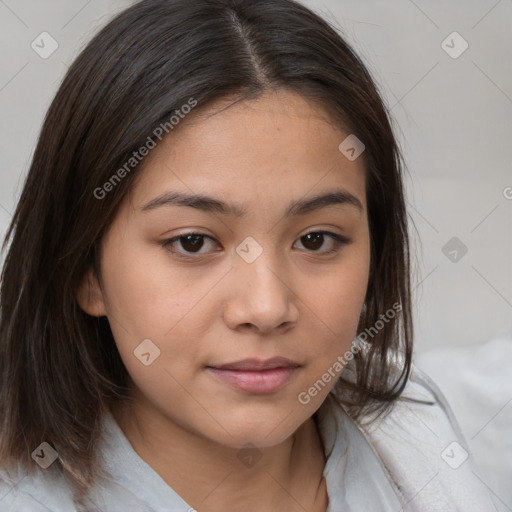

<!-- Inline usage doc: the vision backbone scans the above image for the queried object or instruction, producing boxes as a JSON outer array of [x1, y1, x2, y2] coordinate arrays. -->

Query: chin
[[203, 410, 303, 450]]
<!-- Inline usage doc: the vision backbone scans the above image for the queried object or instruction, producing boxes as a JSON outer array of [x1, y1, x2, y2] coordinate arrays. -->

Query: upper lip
[[209, 357, 300, 371]]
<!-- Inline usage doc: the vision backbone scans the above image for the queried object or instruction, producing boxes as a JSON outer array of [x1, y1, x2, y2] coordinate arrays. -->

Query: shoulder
[[0, 463, 77, 512], [351, 364, 497, 511], [393, 364, 466, 436]]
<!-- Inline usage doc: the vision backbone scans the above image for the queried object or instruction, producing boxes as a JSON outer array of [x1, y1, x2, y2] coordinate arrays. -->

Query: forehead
[[128, 89, 367, 216]]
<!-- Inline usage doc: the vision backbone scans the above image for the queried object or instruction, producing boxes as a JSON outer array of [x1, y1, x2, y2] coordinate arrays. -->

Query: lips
[[211, 357, 300, 371], [206, 357, 301, 394]]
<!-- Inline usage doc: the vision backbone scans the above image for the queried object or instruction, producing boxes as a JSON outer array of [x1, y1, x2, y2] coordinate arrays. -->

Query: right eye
[[160, 232, 220, 258]]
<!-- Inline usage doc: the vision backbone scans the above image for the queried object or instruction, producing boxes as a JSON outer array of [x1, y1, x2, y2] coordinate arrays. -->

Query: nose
[[222, 246, 299, 335]]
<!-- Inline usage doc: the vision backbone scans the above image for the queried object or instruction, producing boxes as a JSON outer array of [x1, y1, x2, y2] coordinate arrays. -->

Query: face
[[79, 89, 370, 449]]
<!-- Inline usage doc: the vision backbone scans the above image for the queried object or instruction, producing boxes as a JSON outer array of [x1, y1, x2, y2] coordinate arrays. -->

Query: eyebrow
[[140, 188, 363, 217]]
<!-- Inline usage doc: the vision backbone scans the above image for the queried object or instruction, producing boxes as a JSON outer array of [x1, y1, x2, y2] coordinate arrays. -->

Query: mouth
[[206, 357, 301, 394]]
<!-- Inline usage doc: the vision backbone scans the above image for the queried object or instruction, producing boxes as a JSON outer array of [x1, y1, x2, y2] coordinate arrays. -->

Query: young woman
[[0, 0, 496, 510]]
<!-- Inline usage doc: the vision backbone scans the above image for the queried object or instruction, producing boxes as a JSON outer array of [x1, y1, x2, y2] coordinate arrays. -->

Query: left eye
[[161, 231, 351, 258], [295, 231, 350, 253]]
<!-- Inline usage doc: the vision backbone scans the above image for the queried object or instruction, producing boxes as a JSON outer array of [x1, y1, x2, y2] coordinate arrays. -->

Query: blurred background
[[0, 0, 510, 508]]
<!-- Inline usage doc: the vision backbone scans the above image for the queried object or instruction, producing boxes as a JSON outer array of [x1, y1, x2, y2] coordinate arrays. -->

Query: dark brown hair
[[0, 0, 413, 501]]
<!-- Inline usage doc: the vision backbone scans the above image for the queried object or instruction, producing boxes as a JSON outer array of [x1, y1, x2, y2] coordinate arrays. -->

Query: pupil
[[182, 235, 203, 252], [304, 233, 323, 250]]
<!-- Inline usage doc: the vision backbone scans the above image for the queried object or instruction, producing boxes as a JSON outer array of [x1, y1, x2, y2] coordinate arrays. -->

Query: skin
[[78, 89, 370, 512]]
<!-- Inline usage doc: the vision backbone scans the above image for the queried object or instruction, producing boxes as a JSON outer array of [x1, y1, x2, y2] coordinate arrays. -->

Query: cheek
[[301, 245, 369, 364], [98, 238, 216, 389], [99, 237, 196, 339], [311, 246, 369, 333]]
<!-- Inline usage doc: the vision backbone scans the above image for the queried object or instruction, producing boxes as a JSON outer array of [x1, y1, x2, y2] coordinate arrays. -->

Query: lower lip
[[207, 367, 298, 394]]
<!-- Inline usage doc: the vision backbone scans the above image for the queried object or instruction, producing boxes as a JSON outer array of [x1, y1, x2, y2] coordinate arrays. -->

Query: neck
[[112, 395, 327, 512]]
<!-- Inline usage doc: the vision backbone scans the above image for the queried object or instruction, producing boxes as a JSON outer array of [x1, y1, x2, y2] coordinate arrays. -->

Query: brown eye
[[294, 231, 351, 254], [178, 234, 205, 253], [161, 232, 217, 257], [300, 232, 324, 251]]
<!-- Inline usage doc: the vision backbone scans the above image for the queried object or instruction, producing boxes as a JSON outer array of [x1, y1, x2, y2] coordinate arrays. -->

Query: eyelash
[[160, 230, 351, 259]]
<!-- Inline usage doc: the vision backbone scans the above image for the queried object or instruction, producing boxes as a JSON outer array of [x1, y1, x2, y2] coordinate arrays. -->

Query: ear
[[76, 268, 107, 317]]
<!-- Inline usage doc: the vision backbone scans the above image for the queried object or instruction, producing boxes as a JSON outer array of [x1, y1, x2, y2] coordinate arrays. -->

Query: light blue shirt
[[0, 366, 496, 511]]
